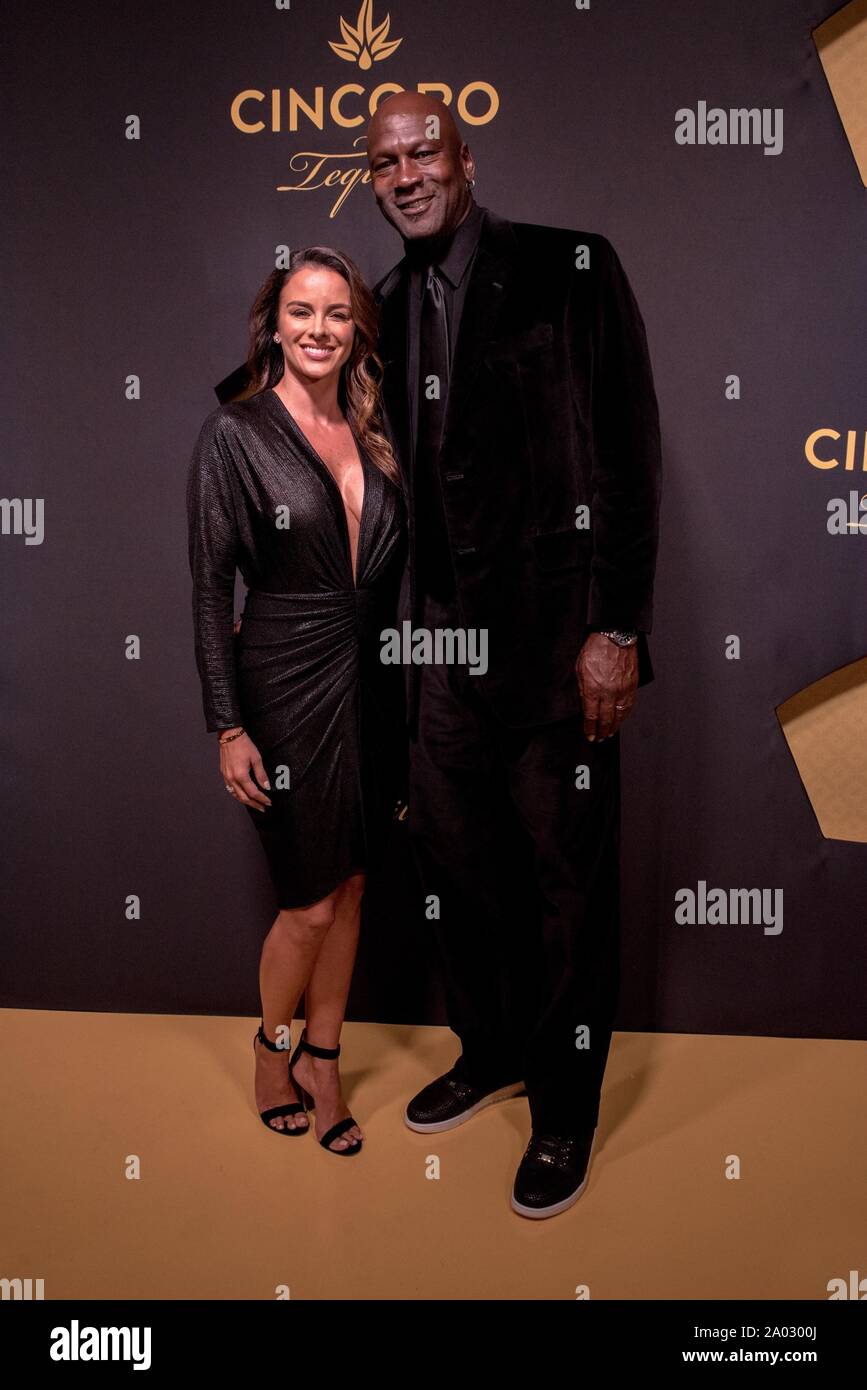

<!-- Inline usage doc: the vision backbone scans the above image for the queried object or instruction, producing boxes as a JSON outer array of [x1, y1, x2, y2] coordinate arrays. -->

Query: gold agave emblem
[[329, 0, 402, 69]]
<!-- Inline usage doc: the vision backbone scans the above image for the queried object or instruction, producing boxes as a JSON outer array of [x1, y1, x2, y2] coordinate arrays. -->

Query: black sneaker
[[404, 1066, 526, 1133], [511, 1129, 597, 1218]]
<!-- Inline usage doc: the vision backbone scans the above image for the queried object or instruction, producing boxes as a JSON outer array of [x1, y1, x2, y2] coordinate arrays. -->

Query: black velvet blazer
[[374, 206, 662, 727]]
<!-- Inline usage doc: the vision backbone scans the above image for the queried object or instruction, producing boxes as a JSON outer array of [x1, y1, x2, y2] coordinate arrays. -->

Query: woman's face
[[275, 265, 356, 384]]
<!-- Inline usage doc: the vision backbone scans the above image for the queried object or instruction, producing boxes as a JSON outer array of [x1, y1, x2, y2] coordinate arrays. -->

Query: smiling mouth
[[299, 344, 336, 359], [397, 194, 434, 215]]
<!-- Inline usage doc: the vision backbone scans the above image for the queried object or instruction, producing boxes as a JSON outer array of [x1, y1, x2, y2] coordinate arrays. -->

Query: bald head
[[367, 90, 461, 152], [366, 91, 476, 243]]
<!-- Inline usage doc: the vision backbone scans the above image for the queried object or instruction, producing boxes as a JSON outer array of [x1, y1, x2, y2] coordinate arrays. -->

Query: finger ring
[[225, 785, 234, 793]]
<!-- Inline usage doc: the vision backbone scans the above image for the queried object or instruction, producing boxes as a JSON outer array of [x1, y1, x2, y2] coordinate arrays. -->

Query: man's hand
[[575, 633, 638, 741]]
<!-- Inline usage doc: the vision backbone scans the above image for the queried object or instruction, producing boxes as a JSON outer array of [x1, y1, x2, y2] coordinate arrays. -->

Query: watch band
[[598, 629, 638, 647]]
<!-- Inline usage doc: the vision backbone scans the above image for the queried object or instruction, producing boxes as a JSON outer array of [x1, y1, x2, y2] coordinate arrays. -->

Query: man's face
[[368, 107, 472, 242]]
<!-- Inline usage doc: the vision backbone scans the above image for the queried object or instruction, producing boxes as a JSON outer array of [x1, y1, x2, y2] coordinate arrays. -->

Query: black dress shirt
[[404, 199, 486, 601], [405, 199, 486, 422]]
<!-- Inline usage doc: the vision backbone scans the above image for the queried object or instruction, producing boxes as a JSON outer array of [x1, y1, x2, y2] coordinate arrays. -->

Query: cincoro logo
[[329, 0, 403, 69], [231, 82, 499, 135], [230, 0, 499, 134]]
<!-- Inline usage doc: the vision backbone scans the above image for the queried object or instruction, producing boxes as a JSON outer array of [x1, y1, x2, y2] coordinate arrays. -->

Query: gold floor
[[1, 1008, 864, 1300]]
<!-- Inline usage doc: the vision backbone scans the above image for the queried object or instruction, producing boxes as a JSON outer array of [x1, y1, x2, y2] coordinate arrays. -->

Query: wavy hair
[[242, 247, 399, 485]]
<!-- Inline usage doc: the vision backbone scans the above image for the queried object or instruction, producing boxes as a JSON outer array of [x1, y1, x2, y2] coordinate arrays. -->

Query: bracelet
[[218, 728, 245, 745]]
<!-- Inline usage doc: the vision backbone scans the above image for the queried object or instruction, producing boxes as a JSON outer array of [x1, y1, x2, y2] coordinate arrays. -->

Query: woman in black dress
[[187, 248, 405, 1155]]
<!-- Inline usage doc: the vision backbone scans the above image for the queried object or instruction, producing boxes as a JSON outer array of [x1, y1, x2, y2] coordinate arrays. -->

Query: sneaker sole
[[404, 1080, 526, 1133], [510, 1129, 597, 1219]]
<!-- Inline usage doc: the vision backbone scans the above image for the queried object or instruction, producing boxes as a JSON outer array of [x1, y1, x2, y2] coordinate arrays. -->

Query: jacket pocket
[[483, 321, 554, 367]]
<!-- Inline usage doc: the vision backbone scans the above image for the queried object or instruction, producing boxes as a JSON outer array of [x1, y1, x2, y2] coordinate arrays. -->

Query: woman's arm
[[186, 409, 244, 733]]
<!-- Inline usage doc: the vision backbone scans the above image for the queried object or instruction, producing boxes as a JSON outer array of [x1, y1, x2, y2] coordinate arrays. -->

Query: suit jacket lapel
[[375, 208, 518, 479], [440, 212, 516, 457]]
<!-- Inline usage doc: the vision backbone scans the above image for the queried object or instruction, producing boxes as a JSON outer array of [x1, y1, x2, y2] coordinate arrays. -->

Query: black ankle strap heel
[[301, 1036, 340, 1060], [255, 1023, 290, 1053], [289, 1028, 362, 1157], [252, 1021, 309, 1137]]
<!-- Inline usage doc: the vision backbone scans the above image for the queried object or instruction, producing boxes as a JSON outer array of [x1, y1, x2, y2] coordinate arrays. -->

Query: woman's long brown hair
[[242, 247, 400, 485]]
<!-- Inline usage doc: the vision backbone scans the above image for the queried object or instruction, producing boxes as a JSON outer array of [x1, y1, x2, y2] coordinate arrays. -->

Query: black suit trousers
[[408, 593, 621, 1136]]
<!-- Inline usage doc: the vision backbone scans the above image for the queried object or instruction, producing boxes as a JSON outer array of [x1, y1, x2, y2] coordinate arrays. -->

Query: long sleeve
[[583, 235, 662, 633], [186, 408, 243, 732]]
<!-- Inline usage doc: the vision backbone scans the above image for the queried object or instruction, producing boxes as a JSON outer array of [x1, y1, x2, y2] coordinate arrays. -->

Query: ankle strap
[[256, 1022, 290, 1053], [301, 1029, 340, 1060]]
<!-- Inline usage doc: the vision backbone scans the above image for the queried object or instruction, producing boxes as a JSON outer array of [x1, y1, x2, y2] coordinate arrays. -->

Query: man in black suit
[[366, 91, 661, 1218]]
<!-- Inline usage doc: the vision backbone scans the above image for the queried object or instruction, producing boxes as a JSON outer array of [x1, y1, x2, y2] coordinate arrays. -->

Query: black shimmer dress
[[186, 387, 406, 908]]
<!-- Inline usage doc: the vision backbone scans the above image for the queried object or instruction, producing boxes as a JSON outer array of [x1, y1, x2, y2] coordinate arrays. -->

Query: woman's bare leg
[[292, 872, 366, 1151], [254, 888, 342, 1132]]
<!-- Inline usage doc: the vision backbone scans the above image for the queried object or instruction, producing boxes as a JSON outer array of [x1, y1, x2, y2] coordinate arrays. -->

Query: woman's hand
[[218, 731, 272, 811]]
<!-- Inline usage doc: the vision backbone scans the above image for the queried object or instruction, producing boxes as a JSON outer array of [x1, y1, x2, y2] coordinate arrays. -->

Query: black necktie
[[416, 265, 455, 601]]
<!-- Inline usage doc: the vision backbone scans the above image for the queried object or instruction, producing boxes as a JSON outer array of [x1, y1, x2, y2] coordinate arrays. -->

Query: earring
[[466, 177, 475, 189], [273, 334, 280, 342]]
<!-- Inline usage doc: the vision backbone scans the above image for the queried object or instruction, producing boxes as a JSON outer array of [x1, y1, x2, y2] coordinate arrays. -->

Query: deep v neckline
[[268, 388, 367, 588]]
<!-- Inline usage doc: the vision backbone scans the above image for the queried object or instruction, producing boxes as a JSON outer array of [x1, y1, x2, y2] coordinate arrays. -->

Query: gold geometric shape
[[777, 655, 867, 843], [814, 0, 867, 186]]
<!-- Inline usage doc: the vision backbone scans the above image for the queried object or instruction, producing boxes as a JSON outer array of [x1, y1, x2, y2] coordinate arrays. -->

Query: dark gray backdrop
[[3, 0, 865, 1036]]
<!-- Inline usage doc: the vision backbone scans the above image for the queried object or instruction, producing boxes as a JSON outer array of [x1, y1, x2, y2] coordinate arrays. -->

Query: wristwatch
[[598, 629, 638, 647]]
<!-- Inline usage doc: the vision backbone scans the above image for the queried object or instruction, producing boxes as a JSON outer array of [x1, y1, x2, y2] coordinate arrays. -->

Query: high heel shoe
[[252, 1022, 309, 1136], [289, 1028, 363, 1156]]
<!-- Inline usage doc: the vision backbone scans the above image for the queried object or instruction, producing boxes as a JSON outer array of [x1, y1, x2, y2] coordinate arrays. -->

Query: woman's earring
[[466, 177, 475, 189]]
